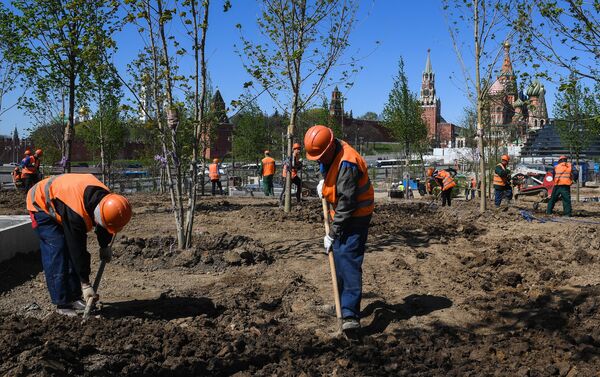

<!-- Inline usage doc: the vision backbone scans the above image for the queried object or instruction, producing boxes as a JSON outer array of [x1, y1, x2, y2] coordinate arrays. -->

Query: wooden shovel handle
[[322, 199, 343, 322]]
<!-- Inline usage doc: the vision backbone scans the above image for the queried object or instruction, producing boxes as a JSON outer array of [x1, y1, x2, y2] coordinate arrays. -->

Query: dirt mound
[[114, 232, 273, 272], [0, 190, 27, 215], [1, 286, 599, 376], [238, 200, 323, 225], [369, 202, 485, 249]]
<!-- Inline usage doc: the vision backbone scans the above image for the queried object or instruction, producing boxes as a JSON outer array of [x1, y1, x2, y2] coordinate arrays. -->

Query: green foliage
[[507, 0, 599, 84], [359, 112, 379, 121], [382, 57, 428, 158], [28, 119, 64, 165], [554, 79, 600, 160], [232, 99, 268, 162]]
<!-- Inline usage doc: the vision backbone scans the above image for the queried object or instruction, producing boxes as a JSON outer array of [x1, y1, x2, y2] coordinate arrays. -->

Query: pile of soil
[[114, 232, 273, 272], [1, 285, 598, 376], [0, 190, 27, 215]]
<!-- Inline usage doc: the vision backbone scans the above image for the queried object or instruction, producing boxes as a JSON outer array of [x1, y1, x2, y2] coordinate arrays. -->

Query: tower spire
[[500, 41, 514, 77], [424, 49, 432, 74]]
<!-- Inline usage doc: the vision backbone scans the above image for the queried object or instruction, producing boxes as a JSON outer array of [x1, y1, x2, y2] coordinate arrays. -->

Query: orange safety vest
[[437, 170, 456, 191], [493, 163, 509, 187], [262, 157, 275, 176], [27, 174, 109, 232], [209, 163, 220, 180], [471, 178, 476, 189], [22, 156, 37, 175], [554, 162, 572, 186], [322, 141, 374, 219], [282, 156, 299, 179]]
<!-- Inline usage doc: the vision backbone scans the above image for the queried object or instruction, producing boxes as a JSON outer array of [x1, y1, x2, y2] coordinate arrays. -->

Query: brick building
[[203, 90, 234, 160], [419, 49, 457, 148], [328, 86, 394, 146], [0, 127, 32, 164]]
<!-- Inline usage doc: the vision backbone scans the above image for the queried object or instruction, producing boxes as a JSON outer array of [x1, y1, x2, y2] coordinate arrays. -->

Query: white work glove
[[99, 246, 112, 263], [323, 234, 334, 254], [82, 284, 97, 302], [317, 179, 324, 199]]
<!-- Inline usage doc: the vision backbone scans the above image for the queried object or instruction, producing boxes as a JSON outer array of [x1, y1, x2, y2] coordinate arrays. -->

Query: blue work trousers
[[333, 224, 369, 319], [494, 188, 513, 207], [32, 211, 82, 306]]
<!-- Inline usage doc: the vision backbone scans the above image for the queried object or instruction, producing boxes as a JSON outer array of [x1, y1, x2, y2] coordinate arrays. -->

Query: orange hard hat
[[97, 194, 132, 234], [213, 158, 219, 163], [304, 125, 334, 161], [293, 142, 301, 150], [559, 155, 567, 161], [501, 154, 510, 162], [426, 167, 435, 176], [24, 150, 31, 156], [35, 149, 42, 156]]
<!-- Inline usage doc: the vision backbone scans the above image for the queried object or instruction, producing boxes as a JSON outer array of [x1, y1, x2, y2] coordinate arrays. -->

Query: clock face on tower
[[423, 89, 430, 96]]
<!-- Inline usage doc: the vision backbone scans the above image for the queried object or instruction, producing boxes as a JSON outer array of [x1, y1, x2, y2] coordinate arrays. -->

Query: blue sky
[[0, 0, 567, 137]]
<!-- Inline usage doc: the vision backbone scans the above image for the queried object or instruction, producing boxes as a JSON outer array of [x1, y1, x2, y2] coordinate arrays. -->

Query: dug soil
[[1, 193, 599, 376]]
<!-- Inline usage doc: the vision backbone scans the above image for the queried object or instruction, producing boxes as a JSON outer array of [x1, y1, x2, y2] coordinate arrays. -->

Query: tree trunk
[[146, 0, 184, 248], [474, 0, 486, 212], [98, 87, 106, 184], [184, 0, 209, 248], [284, 98, 298, 213], [576, 156, 580, 202], [64, 74, 76, 173]]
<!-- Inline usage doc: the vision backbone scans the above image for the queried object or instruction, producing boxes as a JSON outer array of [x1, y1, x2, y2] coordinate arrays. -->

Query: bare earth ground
[[1, 189, 600, 376]]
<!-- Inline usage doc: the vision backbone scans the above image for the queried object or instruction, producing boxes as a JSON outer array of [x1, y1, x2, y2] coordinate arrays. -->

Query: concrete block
[[0, 215, 39, 263]]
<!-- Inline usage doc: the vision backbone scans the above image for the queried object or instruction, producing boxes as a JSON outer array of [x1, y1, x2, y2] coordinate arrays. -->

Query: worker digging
[[304, 125, 374, 334], [26, 173, 132, 317], [546, 155, 577, 217]]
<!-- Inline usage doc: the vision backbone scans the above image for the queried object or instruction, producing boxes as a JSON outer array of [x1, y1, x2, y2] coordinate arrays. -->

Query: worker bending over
[[21, 149, 43, 192], [434, 168, 456, 207], [209, 159, 223, 195], [280, 143, 303, 204], [547, 155, 577, 217], [305, 125, 374, 332], [261, 150, 275, 196], [27, 174, 132, 316], [494, 155, 512, 207]]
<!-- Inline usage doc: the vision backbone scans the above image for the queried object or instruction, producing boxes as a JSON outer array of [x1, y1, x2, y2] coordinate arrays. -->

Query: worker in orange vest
[[280, 143, 303, 204], [261, 150, 276, 196], [209, 158, 223, 195], [434, 168, 456, 207], [425, 167, 436, 195], [305, 125, 374, 332], [21, 149, 42, 192], [466, 176, 477, 201], [27, 174, 132, 316], [493, 155, 512, 207], [547, 155, 577, 217]]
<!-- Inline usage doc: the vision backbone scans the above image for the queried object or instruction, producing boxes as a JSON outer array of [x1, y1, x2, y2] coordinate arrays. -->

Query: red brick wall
[[421, 105, 437, 141], [438, 122, 456, 147]]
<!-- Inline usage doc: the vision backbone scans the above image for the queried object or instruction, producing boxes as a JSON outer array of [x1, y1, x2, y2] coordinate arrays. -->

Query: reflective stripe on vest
[[554, 162, 572, 186], [209, 163, 220, 180], [322, 141, 374, 218], [493, 163, 508, 186], [26, 174, 109, 231], [262, 157, 275, 176], [438, 170, 456, 191]]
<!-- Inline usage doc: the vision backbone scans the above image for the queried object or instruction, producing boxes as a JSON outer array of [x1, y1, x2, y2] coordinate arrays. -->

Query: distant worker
[[261, 150, 275, 196], [305, 125, 374, 332], [209, 158, 223, 195], [280, 143, 303, 204], [425, 167, 436, 195], [434, 168, 456, 207], [27, 174, 132, 316], [547, 155, 577, 217], [466, 176, 477, 201], [21, 148, 43, 192], [494, 155, 512, 207]]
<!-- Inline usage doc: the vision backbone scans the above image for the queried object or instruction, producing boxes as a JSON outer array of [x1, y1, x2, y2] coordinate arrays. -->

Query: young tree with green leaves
[[381, 58, 427, 163], [232, 101, 269, 162], [443, 0, 512, 212], [554, 79, 600, 201], [238, 0, 359, 213], [2, 0, 119, 172], [0, 4, 20, 125], [506, 0, 599, 84]]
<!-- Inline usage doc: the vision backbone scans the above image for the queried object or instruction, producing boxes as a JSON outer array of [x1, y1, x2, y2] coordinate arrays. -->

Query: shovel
[[321, 199, 343, 333], [82, 235, 116, 322]]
